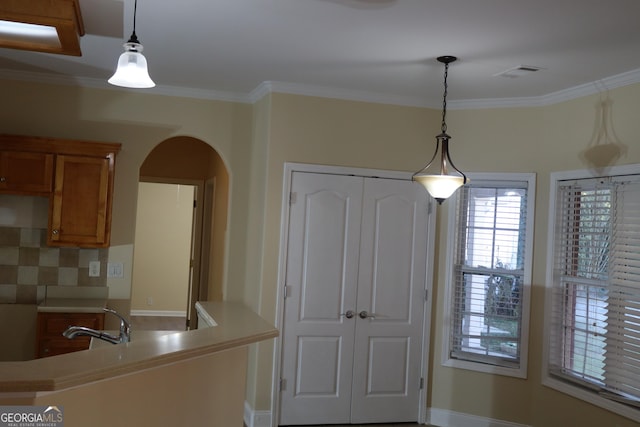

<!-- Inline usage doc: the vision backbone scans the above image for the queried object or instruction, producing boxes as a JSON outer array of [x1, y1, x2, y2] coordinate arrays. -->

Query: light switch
[[89, 261, 100, 277], [107, 262, 124, 278]]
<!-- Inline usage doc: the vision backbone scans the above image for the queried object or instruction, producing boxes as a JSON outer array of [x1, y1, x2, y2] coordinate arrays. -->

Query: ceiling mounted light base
[[413, 55, 467, 204], [0, 0, 85, 56]]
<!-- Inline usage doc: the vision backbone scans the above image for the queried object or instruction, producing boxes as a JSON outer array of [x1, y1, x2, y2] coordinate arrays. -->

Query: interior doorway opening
[[131, 136, 229, 329]]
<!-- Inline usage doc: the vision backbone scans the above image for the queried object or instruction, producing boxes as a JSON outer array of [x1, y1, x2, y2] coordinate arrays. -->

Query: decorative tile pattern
[[0, 228, 20, 246], [0, 226, 108, 304]]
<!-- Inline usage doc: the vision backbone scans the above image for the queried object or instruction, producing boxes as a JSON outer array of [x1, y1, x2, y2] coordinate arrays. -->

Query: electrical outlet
[[88, 261, 100, 277], [146, 297, 153, 306]]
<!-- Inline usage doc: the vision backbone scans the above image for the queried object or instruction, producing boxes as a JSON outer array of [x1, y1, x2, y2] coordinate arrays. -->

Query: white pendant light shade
[[413, 174, 464, 202], [108, 42, 155, 88]]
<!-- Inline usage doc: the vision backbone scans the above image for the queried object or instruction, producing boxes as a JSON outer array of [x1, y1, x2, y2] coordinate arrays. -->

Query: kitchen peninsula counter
[[0, 301, 277, 427], [0, 301, 276, 393]]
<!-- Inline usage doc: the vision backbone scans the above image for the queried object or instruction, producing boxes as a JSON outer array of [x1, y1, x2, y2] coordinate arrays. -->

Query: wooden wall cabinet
[[0, 150, 53, 195], [0, 134, 120, 248], [49, 154, 113, 247], [36, 312, 105, 358]]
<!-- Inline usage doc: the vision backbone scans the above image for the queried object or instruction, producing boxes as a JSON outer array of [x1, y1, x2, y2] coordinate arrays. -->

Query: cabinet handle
[[0, 177, 5, 183], [52, 229, 59, 235]]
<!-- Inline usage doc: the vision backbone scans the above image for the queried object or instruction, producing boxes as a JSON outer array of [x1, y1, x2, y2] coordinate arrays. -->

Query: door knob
[[340, 310, 354, 319], [359, 310, 376, 319]]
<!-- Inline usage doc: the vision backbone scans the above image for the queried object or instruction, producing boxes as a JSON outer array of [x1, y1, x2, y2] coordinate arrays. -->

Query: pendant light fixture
[[413, 56, 467, 204], [108, 0, 155, 88]]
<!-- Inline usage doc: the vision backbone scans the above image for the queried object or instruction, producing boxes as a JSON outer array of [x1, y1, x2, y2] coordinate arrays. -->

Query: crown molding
[[449, 68, 640, 110], [249, 80, 437, 108], [0, 68, 253, 103], [2, 67, 640, 109]]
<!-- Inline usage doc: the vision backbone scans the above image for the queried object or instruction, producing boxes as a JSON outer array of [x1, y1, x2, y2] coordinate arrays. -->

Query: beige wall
[[138, 136, 229, 301], [130, 182, 192, 312], [253, 90, 640, 425], [2, 76, 640, 426]]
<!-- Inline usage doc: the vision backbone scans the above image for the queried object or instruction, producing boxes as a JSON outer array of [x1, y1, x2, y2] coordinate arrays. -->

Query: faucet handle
[[103, 308, 131, 342]]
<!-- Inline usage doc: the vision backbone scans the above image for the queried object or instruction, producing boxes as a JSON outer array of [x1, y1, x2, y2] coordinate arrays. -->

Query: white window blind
[[549, 175, 640, 408], [449, 181, 531, 369]]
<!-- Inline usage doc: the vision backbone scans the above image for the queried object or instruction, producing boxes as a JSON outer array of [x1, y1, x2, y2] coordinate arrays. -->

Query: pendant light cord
[[127, 0, 140, 44], [133, 0, 138, 35]]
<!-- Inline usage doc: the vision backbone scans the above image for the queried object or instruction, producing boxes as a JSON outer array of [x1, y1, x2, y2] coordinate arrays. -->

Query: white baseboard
[[244, 401, 272, 427], [129, 310, 186, 317], [241, 403, 530, 427], [427, 408, 531, 427]]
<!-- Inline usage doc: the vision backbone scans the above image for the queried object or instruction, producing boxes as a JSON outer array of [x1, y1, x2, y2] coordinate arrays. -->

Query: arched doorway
[[130, 136, 229, 329]]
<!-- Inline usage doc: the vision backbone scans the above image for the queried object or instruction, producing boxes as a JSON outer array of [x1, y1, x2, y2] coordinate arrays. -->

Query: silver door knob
[[359, 310, 376, 319], [340, 310, 354, 319]]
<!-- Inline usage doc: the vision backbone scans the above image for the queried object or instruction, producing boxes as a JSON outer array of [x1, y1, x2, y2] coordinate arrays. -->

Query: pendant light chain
[[441, 61, 449, 134]]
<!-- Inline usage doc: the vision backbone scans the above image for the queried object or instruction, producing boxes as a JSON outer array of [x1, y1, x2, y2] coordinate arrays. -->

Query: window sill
[[542, 375, 640, 423], [442, 356, 527, 379]]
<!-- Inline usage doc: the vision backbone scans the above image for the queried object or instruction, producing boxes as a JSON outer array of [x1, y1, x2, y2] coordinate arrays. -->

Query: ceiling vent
[[493, 65, 542, 78]]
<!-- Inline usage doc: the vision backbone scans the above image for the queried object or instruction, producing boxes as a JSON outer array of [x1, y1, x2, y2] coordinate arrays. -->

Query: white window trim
[[542, 163, 640, 423], [441, 172, 536, 379]]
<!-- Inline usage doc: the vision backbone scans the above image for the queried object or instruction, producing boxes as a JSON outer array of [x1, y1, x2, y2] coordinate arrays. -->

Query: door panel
[[280, 172, 363, 425], [351, 178, 428, 423], [280, 172, 429, 425], [296, 336, 341, 394]]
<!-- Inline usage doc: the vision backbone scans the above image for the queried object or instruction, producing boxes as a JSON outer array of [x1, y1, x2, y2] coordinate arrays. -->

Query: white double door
[[279, 171, 431, 425]]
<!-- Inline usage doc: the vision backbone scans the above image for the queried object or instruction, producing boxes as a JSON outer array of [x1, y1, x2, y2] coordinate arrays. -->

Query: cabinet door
[[0, 151, 53, 195], [36, 312, 105, 358], [49, 154, 113, 247]]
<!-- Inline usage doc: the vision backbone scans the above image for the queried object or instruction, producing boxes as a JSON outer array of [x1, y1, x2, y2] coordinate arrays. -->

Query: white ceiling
[[2, 0, 640, 107]]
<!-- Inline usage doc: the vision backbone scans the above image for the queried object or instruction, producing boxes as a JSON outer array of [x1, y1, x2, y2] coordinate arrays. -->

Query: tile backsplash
[[0, 227, 108, 304]]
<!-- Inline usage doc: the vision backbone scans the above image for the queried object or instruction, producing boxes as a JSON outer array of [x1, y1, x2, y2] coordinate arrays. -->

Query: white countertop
[[0, 301, 278, 393], [37, 298, 107, 313]]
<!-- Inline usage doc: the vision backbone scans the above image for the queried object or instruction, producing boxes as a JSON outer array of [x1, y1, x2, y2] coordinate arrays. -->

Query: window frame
[[442, 172, 536, 378], [543, 163, 640, 423]]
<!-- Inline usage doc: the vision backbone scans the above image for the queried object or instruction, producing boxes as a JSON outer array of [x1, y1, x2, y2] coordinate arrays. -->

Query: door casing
[[271, 162, 437, 426]]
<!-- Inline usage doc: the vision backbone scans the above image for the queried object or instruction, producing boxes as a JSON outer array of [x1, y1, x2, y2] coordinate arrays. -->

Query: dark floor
[[283, 424, 425, 427]]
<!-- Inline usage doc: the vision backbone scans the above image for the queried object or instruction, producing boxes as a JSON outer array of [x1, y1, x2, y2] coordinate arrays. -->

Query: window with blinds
[[548, 172, 640, 411], [444, 174, 535, 377]]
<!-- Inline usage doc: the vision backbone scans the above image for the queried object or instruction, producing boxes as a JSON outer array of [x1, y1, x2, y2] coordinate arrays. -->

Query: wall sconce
[[413, 56, 467, 204]]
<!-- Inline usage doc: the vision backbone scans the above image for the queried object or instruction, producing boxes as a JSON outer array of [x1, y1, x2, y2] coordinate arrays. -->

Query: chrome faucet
[[62, 308, 131, 345]]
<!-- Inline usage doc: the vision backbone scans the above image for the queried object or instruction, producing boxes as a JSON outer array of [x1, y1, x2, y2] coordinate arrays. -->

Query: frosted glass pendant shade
[[413, 174, 465, 204], [108, 42, 155, 88]]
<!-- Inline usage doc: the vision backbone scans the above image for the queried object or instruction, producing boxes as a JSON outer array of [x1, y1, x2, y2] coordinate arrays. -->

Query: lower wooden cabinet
[[36, 312, 105, 358]]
